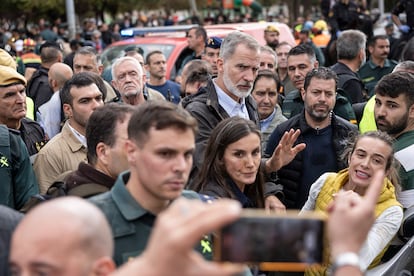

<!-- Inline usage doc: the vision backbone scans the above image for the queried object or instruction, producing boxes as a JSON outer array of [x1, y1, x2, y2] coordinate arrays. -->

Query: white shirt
[[67, 122, 87, 148], [213, 79, 249, 119], [38, 92, 62, 139]]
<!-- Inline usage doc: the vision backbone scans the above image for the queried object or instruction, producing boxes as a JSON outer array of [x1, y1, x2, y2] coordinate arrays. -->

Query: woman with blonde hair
[[302, 131, 403, 274]]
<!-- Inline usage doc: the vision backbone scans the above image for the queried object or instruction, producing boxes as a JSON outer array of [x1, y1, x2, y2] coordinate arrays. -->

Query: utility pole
[[189, 0, 198, 14], [66, 0, 76, 40], [378, 0, 384, 17]]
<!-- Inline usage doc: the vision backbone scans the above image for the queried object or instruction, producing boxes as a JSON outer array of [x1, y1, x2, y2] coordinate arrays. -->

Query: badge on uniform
[[200, 235, 212, 254], [0, 155, 9, 167]]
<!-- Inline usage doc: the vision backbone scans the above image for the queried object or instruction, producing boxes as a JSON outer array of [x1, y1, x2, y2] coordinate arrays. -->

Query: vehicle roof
[[117, 22, 295, 47], [120, 24, 198, 37], [102, 22, 295, 81], [204, 22, 295, 46], [110, 36, 188, 46]]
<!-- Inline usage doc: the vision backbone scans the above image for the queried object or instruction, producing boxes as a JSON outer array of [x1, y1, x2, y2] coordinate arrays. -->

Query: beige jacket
[[34, 121, 87, 193]]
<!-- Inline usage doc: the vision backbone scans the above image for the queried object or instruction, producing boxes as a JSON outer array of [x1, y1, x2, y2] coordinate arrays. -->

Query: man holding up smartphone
[[114, 169, 385, 275]]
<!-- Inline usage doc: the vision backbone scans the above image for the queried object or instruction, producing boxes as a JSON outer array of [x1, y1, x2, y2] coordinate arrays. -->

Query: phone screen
[[214, 210, 326, 271]]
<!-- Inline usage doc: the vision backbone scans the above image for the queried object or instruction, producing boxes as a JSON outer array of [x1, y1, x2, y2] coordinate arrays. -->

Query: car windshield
[[101, 44, 175, 69]]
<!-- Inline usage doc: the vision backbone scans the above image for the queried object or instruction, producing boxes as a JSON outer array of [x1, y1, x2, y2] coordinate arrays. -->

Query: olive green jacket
[[89, 171, 212, 266], [0, 125, 39, 210]]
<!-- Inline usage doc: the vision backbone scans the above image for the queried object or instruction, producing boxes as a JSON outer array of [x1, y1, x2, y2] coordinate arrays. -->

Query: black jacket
[[19, 118, 48, 156], [331, 62, 366, 104], [182, 80, 260, 170], [265, 111, 358, 209], [27, 66, 54, 111]]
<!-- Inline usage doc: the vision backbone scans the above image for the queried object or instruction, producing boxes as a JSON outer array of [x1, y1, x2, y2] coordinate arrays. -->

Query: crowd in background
[[1, 0, 414, 275]]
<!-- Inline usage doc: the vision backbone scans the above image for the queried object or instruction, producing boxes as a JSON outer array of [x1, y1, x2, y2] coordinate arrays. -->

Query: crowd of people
[[1, 0, 414, 275]]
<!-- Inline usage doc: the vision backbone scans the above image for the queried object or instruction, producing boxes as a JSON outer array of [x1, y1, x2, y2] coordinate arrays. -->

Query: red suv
[[100, 23, 295, 81]]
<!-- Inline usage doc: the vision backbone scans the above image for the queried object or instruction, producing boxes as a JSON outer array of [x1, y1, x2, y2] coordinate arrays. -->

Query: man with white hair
[[111, 56, 164, 106]]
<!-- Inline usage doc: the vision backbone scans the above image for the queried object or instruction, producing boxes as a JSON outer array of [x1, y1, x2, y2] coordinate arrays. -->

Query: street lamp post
[[66, 0, 76, 40]]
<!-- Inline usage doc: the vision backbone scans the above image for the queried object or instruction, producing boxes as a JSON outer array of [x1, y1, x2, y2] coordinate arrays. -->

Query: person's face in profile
[[375, 93, 412, 137]]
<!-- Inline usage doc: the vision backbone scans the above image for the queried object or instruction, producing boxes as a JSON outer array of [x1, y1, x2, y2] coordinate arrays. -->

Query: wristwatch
[[329, 252, 362, 275]]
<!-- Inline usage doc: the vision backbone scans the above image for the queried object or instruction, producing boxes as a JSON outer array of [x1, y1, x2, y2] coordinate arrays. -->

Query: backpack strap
[[0, 125, 13, 167], [67, 183, 109, 198], [46, 181, 68, 197], [20, 181, 68, 213], [51, 169, 110, 198]]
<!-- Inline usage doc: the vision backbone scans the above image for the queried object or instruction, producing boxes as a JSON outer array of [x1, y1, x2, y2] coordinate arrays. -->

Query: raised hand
[[265, 129, 306, 173]]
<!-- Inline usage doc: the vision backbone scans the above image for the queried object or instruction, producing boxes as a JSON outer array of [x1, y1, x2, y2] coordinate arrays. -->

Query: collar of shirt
[[67, 122, 87, 148], [213, 79, 249, 119], [368, 59, 392, 69], [111, 171, 150, 220], [260, 108, 277, 132]]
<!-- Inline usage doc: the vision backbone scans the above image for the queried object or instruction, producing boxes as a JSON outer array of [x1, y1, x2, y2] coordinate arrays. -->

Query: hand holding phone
[[214, 209, 326, 272]]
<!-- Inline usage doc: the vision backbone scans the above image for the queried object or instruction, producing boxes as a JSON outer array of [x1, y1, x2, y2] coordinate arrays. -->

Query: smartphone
[[214, 209, 326, 272]]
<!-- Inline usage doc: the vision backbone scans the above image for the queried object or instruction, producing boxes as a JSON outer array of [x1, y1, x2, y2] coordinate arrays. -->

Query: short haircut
[[69, 39, 81, 49], [74, 46, 101, 65], [275, 41, 293, 50], [393, 60, 414, 73], [189, 26, 207, 42], [260, 45, 277, 60], [368, 35, 389, 48], [111, 56, 143, 81], [288, 43, 316, 64], [145, 50, 163, 65], [86, 103, 135, 165], [252, 69, 281, 92], [336, 30, 366, 60], [124, 45, 144, 56], [182, 60, 212, 86], [402, 38, 414, 61], [219, 31, 260, 60], [40, 45, 62, 64], [60, 72, 107, 106], [303, 67, 338, 91], [128, 101, 198, 146], [375, 72, 414, 107]]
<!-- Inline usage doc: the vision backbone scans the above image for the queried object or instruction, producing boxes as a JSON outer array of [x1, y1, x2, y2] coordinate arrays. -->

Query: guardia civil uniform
[[89, 171, 214, 266], [0, 126, 39, 210]]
